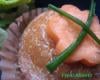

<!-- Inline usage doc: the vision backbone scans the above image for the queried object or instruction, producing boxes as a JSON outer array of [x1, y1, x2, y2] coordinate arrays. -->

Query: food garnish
[[0, 0, 31, 10], [46, 0, 97, 73]]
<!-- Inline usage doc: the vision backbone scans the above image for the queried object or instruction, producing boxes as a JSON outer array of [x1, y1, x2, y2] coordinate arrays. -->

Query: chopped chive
[[48, 4, 100, 45], [46, 0, 96, 73]]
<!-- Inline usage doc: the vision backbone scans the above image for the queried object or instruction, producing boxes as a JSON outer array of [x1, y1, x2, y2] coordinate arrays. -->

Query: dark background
[[35, 0, 100, 19]]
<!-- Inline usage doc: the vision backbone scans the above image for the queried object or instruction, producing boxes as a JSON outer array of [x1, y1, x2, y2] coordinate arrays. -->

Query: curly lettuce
[[0, 0, 31, 9]]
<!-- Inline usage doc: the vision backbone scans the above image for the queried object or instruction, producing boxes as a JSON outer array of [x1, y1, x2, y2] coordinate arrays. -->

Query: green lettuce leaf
[[0, 28, 8, 48]]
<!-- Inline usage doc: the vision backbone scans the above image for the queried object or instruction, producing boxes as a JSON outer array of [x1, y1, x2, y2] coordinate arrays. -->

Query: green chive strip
[[48, 4, 100, 45], [46, 0, 96, 73]]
